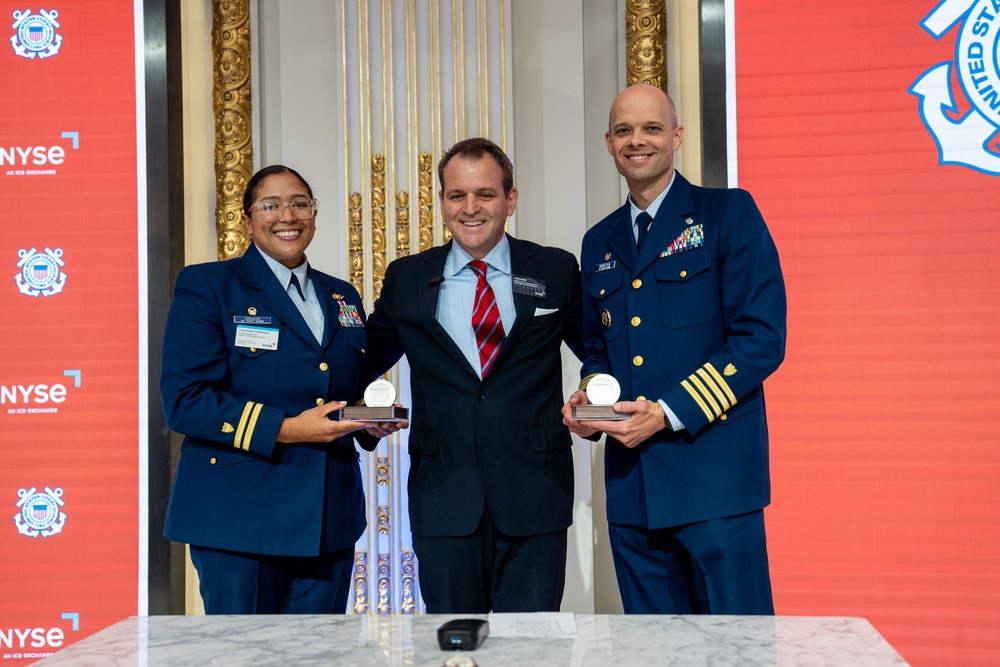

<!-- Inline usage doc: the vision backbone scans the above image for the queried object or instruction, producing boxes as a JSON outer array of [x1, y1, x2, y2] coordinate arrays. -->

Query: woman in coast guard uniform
[[160, 165, 403, 614]]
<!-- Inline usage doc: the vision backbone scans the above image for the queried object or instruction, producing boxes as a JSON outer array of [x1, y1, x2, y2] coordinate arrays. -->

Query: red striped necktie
[[468, 259, 505, 375]]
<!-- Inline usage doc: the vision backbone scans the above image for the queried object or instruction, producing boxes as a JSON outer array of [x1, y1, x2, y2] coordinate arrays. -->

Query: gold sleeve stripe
[[686, 373, 722, 417], [242, 403, 263, 451], [704, 363, 737, 404], [579, 373, 600, 391], [695, 367, 731, 410], [681, 379, 714, 421], [234, 401, 255, 450]]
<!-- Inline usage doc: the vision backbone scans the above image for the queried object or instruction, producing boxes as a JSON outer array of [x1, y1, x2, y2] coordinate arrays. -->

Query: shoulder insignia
[[221, 422, 234, 433], [724, 363, 737, 376]]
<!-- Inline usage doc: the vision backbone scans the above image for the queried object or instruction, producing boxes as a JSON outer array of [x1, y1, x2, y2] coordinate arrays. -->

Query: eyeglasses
[[249, 198, 318, 221]]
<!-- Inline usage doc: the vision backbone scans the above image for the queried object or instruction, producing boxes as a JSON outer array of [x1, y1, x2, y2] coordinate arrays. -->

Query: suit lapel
[[635, 173, 696, 274], [606, 204, 638, 272], [486, 236, 535, 376], [417, 243, 480, 377], [312, 271, 341, 349]]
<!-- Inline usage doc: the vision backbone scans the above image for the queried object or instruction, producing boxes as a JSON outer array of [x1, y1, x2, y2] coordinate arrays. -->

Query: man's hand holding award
[[572, 374, 630, 421]]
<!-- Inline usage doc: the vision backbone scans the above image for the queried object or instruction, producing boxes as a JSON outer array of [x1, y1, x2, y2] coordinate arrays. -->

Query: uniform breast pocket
[[340, 327, 368, 359], [653, 251, 717, 328], [224, 320, 280, 356], [589, 271, 625, 340]]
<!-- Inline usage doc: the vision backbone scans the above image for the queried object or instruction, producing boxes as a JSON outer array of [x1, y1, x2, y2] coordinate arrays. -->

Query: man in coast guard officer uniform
[[367, 138, 584, 613], [161, 165, 404, 614], [563, 84, 787, 614]]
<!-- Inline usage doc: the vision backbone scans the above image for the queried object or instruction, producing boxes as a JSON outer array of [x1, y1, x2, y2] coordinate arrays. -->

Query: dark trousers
[[608, 510, 774, 615], [189, 545, 354, 614], [412, 506, 567, 613]]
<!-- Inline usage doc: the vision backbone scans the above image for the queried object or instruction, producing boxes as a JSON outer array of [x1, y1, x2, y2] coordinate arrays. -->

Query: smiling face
[[439, 155, 518, 259], [605, 83, 684, 209], [242, 171, 316, 268]]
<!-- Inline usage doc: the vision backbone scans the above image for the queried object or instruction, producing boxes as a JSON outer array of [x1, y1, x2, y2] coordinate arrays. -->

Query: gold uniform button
[[633, 356, 643, 366], [631, 316, 641, 327], [680, 270, 688, 278], [210, 457, 217, 465], [599, 288, 606, 296], [250, 348, 257, 353], [319, 362, 329, 371], [636, 395, 646, 401], [316, 398, 325, 406], [719, 413, 727, 421], [361, 348, 366, 355], [632, 278, 642, 289]]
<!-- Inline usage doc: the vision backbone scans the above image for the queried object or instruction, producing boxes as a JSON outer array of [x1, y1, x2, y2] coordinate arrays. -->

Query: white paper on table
[[486, 612, 578, 638]]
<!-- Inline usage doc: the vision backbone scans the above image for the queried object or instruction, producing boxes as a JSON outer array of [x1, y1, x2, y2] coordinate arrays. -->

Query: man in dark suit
[[161, 165, 403, 614], [367, 138, 584, 613], [563, 84, 786, 614]]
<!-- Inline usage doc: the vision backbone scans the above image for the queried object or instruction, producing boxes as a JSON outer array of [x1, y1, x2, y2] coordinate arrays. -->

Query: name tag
[[234, 315, 272, 325], [596, 260, 616, 272], [512, 274, 546, 298], [234, 325, 279, 351]]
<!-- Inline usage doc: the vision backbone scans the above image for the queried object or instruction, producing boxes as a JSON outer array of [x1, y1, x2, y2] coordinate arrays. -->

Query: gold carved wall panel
[[626, 0, 668, 92], [212, 0, 252, 260]]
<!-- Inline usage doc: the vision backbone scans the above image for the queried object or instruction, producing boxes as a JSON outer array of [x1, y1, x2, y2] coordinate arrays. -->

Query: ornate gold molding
[[352, 550, 370, 615], [417, 152, 435, 252], [625, 0, 668, 91], [395, 191, 411, 258], [348, 191, 365, 297], [371, 155, 387, 299], [212, 0, 253, 260], [376, 451, 392, 613], [400, 550, 417, 614]]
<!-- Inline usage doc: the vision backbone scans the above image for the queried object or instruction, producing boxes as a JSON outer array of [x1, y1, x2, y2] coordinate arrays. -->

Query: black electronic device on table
[[437, 618, 489, 651]]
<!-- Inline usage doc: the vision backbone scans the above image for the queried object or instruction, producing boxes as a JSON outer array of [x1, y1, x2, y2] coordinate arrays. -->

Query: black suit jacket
[[367, 235, 584, 537]]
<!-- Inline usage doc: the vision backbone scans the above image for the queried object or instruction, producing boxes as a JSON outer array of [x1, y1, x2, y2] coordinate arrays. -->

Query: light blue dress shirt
[[258, 250, 325, 344], [436, 235, 516, 378]]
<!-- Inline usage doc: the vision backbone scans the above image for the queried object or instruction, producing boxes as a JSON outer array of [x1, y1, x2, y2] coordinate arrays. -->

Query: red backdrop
[[733, 1, 1000, 664], [0, 2, 142, 663]]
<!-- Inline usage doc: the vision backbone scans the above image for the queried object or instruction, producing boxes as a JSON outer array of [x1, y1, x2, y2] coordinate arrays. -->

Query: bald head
[[605, 84, 684, 208], [608, 84, 677, 132]]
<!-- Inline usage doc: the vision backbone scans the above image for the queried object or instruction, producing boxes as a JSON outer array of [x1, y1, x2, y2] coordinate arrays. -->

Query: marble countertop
[[32, 613, 909, 666]]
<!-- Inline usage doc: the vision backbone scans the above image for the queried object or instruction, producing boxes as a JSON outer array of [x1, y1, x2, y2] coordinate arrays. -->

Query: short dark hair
[[438, 137, 514, 196], [243, 165, 313, 214]]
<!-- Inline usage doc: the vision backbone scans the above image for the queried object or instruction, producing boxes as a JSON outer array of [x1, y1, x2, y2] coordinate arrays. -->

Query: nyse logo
[[9, 8, 62, 60], [15, 247, 66, 297], [910, 0, 1000, 175], [13, 486, 66, 538], [2, 131, 79, 176], [2, 369, 81, 415], [0, 612, 78, 660]]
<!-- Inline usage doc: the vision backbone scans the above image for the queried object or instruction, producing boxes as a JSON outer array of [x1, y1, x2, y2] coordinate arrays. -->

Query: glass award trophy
[[572, 373, 630, 420], [339, 378, 409, 421]]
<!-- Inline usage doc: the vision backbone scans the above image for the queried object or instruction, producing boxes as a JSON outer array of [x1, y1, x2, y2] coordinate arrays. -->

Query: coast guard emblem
[[15, 247, 66, 297], [909, 0, 1000, 175], [14, 486, 67, 538], [10, 8, 63, 60]]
